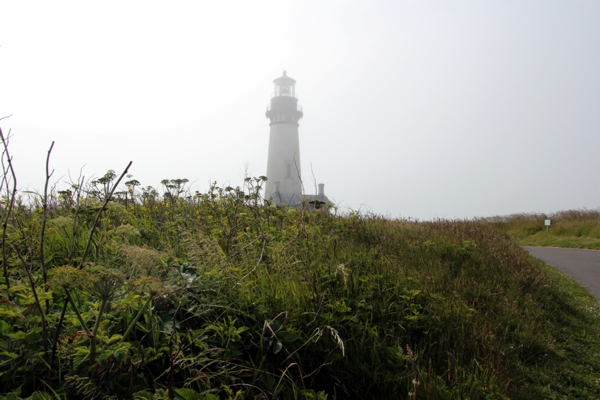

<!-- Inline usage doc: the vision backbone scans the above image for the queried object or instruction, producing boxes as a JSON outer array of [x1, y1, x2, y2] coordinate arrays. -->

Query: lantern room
[[273, 71, 296, 97]]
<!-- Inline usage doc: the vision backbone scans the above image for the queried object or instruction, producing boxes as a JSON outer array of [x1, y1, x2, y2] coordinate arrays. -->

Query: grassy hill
[[1, 173, 600, 399], [485, 209, 600, 249]]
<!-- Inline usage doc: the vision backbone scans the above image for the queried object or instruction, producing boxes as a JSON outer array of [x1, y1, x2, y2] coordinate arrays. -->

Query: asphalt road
[[524, 246, 600, 302]]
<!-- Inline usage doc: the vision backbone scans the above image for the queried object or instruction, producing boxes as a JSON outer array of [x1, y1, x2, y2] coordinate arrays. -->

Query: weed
[[1, 134, 600, 398]]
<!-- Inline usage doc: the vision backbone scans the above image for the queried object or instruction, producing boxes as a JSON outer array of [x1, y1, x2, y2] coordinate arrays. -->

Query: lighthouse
[[264, 71, 330, 208], [265, 71, 304, 205]]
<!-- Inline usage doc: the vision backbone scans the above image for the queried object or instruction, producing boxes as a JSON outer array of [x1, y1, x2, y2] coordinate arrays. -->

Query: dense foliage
[[1, 162, 600, 398]]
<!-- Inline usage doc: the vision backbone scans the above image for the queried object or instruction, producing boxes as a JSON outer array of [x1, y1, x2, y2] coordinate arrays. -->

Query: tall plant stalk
[[51, 295, 69, 368], [121, 295, 152, 342], [89, 297, 109, 365], [64, 288, 92, 337], [79, 161, 132, 268], [0, 126, 17, 298], [13, 244, 48, 355], [68, 174, 85, 265], [39, 141, 55, 312]]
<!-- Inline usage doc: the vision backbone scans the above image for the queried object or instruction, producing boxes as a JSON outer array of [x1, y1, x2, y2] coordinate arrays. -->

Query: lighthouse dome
[[273, 71, 297, 97], [273, 70, 296, 85]]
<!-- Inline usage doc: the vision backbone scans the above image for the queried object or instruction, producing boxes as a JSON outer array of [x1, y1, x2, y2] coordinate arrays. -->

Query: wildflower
[[132, 276, 164, 296], [49, 266, 93, 291], [406, 344, 414, 363], [89, 267, 125, 301]]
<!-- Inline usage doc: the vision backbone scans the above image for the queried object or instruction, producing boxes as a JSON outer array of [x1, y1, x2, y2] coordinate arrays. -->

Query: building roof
[[273, 70, 296, 85], [269, 192, 330, 208]]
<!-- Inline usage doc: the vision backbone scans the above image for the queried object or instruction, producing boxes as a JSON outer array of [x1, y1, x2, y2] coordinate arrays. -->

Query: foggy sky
[[1, 1, 599, 220]]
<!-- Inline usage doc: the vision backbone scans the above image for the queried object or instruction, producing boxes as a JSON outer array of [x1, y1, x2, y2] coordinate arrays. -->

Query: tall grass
[[1, 136, 600, 397], [485, 208, 600, 249]]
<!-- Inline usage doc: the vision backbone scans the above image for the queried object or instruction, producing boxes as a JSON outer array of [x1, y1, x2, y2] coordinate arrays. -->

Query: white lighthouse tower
[[264, 71, 330, 208], [265, 71, 304, 205]]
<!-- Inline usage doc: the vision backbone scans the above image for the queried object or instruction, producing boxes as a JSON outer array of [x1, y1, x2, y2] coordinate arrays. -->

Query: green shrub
[[1, 164, 600, 398]]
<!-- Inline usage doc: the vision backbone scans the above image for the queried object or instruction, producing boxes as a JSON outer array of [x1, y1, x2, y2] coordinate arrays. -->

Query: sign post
[[544, 219, 551, 232]]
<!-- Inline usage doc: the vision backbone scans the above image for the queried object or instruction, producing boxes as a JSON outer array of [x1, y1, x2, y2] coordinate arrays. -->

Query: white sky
[[1, 1, 599, 220]]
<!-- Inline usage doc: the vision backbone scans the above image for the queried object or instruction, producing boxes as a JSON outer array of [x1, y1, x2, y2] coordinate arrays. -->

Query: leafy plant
[[1, 132, 600, 398]]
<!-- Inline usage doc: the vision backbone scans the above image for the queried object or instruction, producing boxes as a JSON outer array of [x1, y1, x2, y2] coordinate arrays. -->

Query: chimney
[[318, 183, 324, 197]]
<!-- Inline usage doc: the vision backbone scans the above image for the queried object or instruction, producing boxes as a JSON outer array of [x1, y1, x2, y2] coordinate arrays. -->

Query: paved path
[[524, 246, 600, 302]]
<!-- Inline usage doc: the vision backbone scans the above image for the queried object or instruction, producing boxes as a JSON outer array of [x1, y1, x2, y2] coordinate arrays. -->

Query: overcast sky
[[1, 1, 599, 220]]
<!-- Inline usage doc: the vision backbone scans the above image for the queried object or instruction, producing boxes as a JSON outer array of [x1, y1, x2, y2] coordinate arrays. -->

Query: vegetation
[[1, 134, 600, 399], [485, 209, 600, 249]]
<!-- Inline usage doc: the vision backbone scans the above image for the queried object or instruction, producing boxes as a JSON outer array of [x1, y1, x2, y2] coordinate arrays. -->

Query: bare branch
[[0, 127, 17, 295], [310, 162, 317, 195], [39, 141, 55, 297]]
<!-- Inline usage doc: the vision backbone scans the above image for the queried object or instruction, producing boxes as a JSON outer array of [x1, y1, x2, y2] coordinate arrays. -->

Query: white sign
[[544, 219, 551, 226]]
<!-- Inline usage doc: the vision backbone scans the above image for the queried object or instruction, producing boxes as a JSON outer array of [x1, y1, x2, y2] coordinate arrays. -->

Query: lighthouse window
[[286, 163, 292, 178]]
